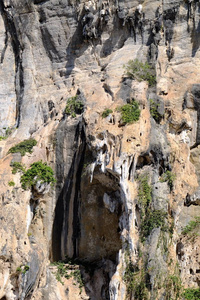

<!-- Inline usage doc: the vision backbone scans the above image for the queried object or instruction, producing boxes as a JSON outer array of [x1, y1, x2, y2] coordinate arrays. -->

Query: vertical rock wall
[[0, 0, 200, 299]]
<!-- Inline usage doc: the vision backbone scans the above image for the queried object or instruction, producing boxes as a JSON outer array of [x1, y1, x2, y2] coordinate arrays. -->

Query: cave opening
[[52, 142, 123, 299]]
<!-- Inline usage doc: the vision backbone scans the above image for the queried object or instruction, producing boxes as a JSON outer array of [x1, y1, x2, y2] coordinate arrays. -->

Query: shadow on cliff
[[51, 115, 127, 299], [51, 117, 85, 261], [191, 19, 200, 57]]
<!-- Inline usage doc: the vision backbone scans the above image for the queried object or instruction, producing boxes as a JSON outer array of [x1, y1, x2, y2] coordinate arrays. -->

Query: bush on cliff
[[65, 96, 84, 118], [0, 127, 13, 141], [8, 139, 37, 156], [181, 217, 200, 235], [102, 108, 113, 118], [182, 288, 200, 300], [21, 161, 56, 190], [124, 59, 156, 86], [11, 162, 26, 174], [118, 100, 140, 124], [160, 170, 176, 190]]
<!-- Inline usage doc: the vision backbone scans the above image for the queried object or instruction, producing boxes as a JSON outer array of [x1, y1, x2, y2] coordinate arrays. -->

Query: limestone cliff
[[0, 0, 200, 299]]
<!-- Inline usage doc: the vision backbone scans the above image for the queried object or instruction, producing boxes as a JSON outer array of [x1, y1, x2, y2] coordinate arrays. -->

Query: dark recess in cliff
[[52, 119, 86, 261]]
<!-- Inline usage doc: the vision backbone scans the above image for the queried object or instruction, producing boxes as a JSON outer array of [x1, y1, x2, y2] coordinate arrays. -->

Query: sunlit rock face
[[0, 0, 200, 299]]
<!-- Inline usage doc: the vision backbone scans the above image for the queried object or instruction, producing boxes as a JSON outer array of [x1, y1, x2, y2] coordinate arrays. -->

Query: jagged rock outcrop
[[0, 0, 200, 299]]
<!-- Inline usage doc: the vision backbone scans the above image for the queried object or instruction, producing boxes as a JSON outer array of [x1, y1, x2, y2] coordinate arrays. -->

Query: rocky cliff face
[[0, 0, 200, 299]]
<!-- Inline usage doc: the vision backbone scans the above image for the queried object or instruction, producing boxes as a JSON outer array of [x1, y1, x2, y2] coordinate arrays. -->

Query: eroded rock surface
[[0, 0, 200, 299]]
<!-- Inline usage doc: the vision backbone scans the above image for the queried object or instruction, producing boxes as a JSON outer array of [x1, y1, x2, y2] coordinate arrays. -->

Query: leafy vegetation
[[165, 274, 182, 300], [52, 260, 83, 292], [16, 265, 30, 275], [52, 261, 70, 284], [137, 175, 168, 240], [134, 279, 148, 300], [102, 108, 113, 118], [149, 99, 162, 122], [181, 217, 200, 235], [8, 181, 15, 187], [138, 175, 152, 213], [123, 250, 148, 299], [8, 139, 37, 156], [23, 265, 30, 274], [5, 127, 13, 136], [65, 96, 84, 118], [16, 266, 22, 272], [123, 260, 137, 295], [141, 210, 168, 239], [20, 161, 56, 190], [0, 127, 13, 141], [117, 100, 140, 124], [182, 288, 200, 300], [160, 170, 176, 190], [11, 162, 26, 174], [169, 219, 175, 238], [124, 59, 156, 86]]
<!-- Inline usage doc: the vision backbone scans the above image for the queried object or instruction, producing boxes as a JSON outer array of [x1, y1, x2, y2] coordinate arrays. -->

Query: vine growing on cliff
[[165, 274, 182, 300], [138, 175, 152, 213], [137, 174, 168, 241], [123, 247, 148, 299]]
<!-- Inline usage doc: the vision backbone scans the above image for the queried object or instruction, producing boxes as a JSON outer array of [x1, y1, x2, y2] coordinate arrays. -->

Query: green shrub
[[137, 175, 169, 240], [0, 136, 6, 141], [165, 275, 182, 300], [160, 171, 176, 190], [8, 139, 37, 156], [182, 217, 200, 235], [0, 127, 13, 141], [52, 261, 69, 285], [138, 175, 152, 211], [141, 210, 168, 239], [124, 59, 156, 86], [182, 288, 200, 300], [65, 96, 84, 118], [102, 108, 113, 118], [134, 280, 148, 300], [5, 127, 12, 136], [8, 181, 15, 186], [123, 259, 148, 299], [52, 261, 83, 292], [16, 264, 30, 274], [11, 162, 26, 174], [20, 161, 56, 190], [123, 260, 137, 295], [72, 269, 84, 292], [22, 265, 30, 274], [118, 100, 140, 124], [149, 99, 162, 122], [16, 266, 22, 273]]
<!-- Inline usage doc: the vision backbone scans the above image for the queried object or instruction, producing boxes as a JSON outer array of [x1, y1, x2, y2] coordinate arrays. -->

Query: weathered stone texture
[[0, 0, 200, 299]]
